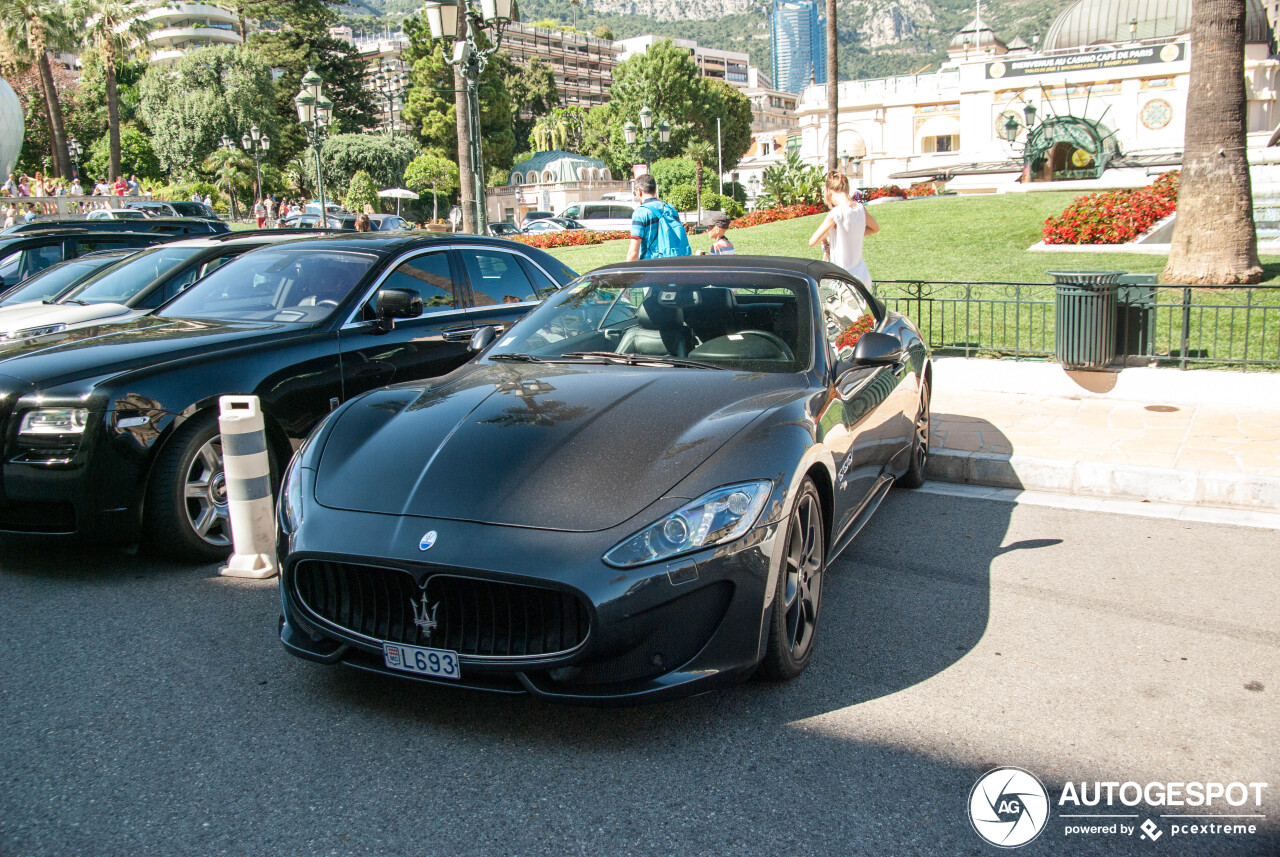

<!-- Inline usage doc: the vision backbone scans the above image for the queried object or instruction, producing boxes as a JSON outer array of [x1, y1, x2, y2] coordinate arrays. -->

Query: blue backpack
[[640, 199, 692, 258]]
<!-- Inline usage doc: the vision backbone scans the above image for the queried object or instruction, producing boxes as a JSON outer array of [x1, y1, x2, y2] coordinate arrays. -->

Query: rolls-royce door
[[337, 248, 476, 400]]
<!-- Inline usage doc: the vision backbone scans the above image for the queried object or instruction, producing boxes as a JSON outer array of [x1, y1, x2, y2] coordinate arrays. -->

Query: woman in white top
[[807, 169, 879, 286]]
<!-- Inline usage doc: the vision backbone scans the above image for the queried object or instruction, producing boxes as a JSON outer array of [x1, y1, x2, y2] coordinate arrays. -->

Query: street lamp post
[[420, 0, 514, 233], [370, 60, 409, 136], [241, 125, 270, 202], [66, 138, 83, 181], [622, 105, 670, 174], [294, 68, 334, 226]]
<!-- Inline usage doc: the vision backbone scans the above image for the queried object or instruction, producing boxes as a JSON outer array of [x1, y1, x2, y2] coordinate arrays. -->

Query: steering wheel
[[741, 330, 795, 361]]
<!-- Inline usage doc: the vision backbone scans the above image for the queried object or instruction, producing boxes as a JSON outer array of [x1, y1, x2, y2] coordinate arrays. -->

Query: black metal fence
[[872, 279, 1280, 371]]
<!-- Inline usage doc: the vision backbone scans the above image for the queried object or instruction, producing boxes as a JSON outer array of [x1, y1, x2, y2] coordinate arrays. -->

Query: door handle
[[442, 326, 482, 341]]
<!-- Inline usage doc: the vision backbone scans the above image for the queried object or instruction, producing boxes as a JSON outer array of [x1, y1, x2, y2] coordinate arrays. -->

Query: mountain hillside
[[346, 0, 1076, 81]]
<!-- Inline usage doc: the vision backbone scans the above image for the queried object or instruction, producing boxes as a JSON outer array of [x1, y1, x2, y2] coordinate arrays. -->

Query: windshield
[[486, 270, 813, 374], [0, 255, 130, 306], [169, 202, 212, 218], [157, 248, 376, 323], [62, 246, 204, 305]]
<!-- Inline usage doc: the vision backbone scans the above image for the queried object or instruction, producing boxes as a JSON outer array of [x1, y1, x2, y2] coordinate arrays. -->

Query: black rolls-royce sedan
[[0, 234, 574, 560]]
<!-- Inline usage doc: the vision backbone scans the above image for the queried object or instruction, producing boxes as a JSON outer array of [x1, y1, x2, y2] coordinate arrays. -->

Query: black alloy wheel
[[759, 478, 825, 680], [897, 379, 930, 489]]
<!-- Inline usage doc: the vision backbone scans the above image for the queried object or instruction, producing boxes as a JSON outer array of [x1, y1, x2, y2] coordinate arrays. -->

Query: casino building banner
[[988, 42, 1185, 79]]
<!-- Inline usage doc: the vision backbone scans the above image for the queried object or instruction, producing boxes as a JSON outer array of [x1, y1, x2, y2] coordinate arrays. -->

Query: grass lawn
[[545, 192, 1280, 285]]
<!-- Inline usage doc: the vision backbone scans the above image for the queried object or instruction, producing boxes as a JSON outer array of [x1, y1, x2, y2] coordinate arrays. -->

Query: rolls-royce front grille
[[293, 560, 591, 659]]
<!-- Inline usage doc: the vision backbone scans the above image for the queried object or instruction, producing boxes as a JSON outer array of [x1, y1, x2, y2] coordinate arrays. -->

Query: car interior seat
[[617, 292, 699, 357], [685, 287, 736, 343]]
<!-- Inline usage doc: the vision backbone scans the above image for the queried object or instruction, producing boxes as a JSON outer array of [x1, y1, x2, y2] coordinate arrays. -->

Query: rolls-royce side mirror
[[469, 325, 497, 352], [852, 331, 904, 366], [374, 287, 423, 331]]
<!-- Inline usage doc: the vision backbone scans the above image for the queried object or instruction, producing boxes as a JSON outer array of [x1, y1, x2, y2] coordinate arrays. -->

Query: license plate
[[382, 642, 461, 679]]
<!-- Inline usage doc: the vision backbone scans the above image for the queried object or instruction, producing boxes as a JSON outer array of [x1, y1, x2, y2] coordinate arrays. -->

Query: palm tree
[[0, 0, 74, 178], [1162, 0, 1263, 284], [75, 0, 152, 183], [684, 140, 715, 218], [825, 0, 838, 172], [203, 146, 254, 221]]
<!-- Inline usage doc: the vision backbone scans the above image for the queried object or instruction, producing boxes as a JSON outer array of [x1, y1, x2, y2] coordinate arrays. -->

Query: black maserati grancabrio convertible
[[278, 256, 932, 704]]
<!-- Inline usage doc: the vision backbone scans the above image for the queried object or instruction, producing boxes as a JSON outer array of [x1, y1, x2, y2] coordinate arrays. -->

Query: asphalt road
[[1, 491, 1276, 857]]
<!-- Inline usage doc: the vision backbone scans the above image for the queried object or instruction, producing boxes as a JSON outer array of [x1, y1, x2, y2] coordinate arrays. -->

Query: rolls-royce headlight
[[604, 481, 772, 568], [19, 408, 88, 435], [2, 323, 67, 341]]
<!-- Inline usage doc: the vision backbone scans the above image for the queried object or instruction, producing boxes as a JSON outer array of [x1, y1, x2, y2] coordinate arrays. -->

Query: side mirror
[[852, 331, 904, 366], [469, 325, 497, 352], [374, 287, 422, 331]]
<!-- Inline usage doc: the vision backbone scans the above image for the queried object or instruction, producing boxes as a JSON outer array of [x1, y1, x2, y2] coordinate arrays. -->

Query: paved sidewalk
[[925, 358, 1280, 513]]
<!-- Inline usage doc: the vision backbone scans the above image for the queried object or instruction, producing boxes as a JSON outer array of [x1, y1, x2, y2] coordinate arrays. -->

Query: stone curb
[[926, 449, 1280, 513]]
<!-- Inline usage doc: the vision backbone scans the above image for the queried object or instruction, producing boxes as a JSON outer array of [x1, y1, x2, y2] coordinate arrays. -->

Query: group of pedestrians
[[624, 169, 878, 284]]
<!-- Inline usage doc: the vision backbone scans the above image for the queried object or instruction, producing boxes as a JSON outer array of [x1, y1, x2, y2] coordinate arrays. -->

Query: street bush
[[321, 134, 419, 195], [343, 170, 381, 214], [84, 125, 163, 182], [667, 184, 697, 211], [651, 157, 696, 197], [1042, 171, 1179, 245]]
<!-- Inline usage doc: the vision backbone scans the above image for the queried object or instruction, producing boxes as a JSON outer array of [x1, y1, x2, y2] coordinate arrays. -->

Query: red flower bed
[[905, 182, 937, 198], [730, 203, 824, 229], [835, 315, 876, 350], [512, 229, 631, 249], [865, 185, 907, 201], [1042, 171, 1180, 245]]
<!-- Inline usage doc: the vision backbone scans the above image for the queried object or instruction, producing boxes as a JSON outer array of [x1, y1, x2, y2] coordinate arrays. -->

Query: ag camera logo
[[969, 767, 1051, 848]]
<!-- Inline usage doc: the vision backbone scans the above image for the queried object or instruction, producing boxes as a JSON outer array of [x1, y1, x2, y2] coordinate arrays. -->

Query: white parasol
[[377, 187, 419, 216]]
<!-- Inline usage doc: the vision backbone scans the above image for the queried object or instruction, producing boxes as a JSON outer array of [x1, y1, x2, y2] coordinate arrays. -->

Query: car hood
[[314, 362, 800, 532], [0, 301, 132, 335], [0, 315, 309, 389]]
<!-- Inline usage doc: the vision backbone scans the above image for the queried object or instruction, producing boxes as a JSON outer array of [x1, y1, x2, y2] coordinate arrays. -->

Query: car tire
[[758, 478, 826, 681], [897, 379, 931, 490], [143, 411, 251, 562]]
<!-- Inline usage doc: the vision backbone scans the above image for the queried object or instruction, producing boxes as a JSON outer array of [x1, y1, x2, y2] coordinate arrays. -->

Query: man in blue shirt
[[626, 174, 691, 261]]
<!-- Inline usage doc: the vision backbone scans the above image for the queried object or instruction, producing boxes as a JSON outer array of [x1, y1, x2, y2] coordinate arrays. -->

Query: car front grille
[[293, 560, 591, 659]]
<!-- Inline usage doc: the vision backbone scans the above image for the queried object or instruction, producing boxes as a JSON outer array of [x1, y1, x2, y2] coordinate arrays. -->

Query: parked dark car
[[280, 213, 411, 231], [277, 257, 932, 704], [0, 249, 139, 307], [121, 200, 221, 221], [0, 230, 179, 290], [0, 234, 575, 560], [521, 211, 554, 228], [0, 231, 329, 341], [4, 217, 228, 236], [521, 217, 585, 234]]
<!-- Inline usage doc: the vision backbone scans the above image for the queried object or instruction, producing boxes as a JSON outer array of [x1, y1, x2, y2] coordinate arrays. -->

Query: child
[[700, 212, 735, 255]]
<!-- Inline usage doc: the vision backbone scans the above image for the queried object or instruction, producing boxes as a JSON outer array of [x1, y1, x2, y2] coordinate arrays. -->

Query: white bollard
[[218, 395, 278, 579]]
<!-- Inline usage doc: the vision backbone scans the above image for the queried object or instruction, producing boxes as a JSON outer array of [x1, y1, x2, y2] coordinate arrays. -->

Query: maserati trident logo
[[419, 530, 437, 551], [411, 592, 439, 636]]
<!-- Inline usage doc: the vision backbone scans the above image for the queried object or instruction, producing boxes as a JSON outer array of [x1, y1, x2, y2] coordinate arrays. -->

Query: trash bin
[[1049, 271, 1123, 369], [1115, 273, 1157, 358]]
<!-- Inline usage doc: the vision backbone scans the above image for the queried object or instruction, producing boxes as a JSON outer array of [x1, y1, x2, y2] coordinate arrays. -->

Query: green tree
[[530, 106, 588, 153], [404, 149, 459, 221], [202, 145, 254, 219], [320, 133, 418, 193], [400, 15, 514, 171], [667, 184, 696, 211], [76, 50, 147, 140], [138, 46, 278, 179], [506, 59, 559, 152], [1, 0, 75, 177], [343, 169, 381, 213], [692, 79, 753, 173], [85, 124, 161, 181], [74, 0, 151, 181], [684, 139, 715, 214], [650, 157, 696, 197]]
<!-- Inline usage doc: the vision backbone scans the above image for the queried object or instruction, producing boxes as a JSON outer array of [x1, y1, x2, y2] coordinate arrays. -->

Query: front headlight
[[2, 323, 67, 341], [278, 453, 305, 534], [604, 481, 772, 568], [19, 408, 89, 435]]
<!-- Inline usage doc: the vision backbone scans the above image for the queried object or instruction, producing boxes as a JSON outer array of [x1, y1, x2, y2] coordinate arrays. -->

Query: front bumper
[[278, 504, 784, 706]]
